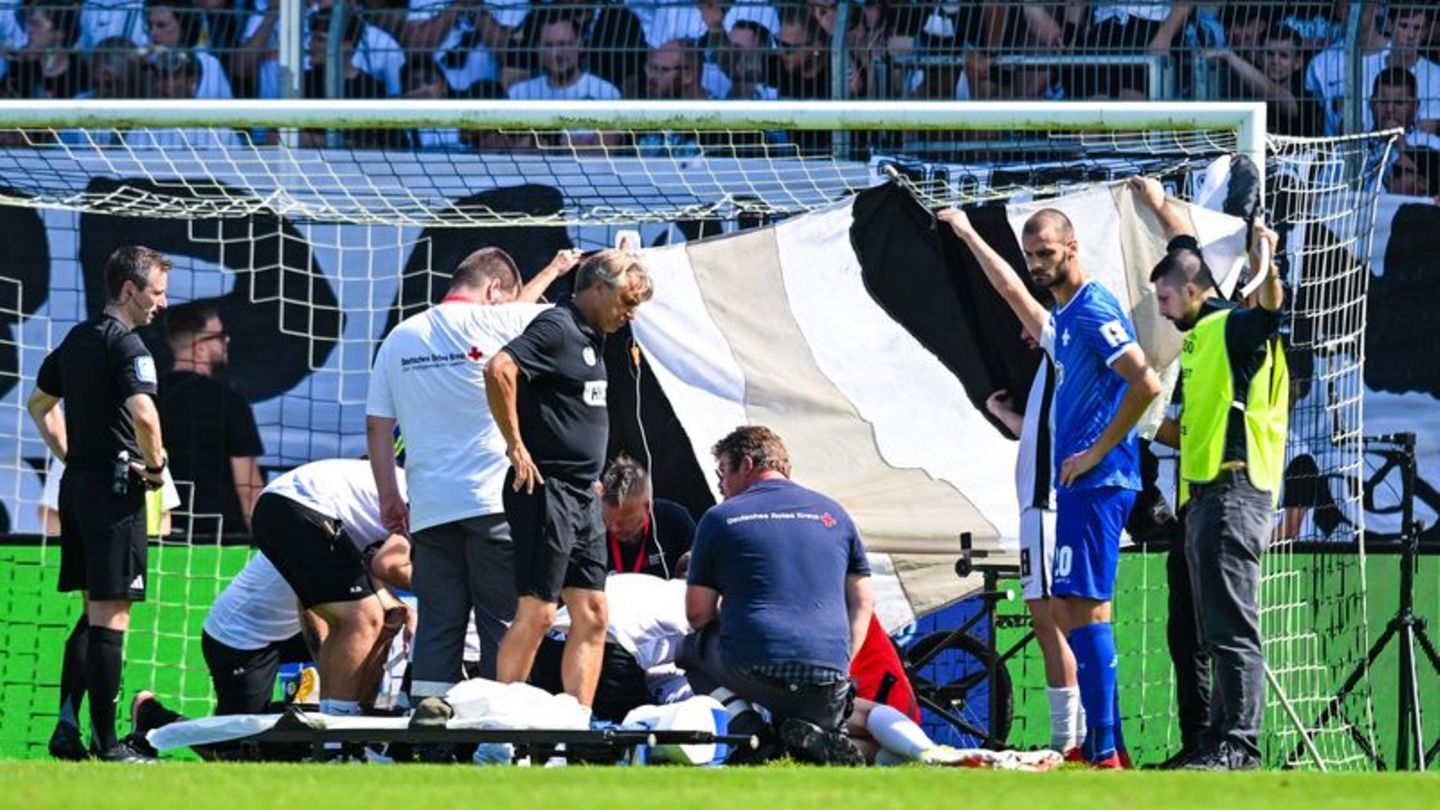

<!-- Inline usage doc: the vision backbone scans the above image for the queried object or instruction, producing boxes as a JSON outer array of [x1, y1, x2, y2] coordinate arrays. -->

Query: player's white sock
[[866, 704, 935, 761], [1046, 686, 1081, 751], [320, 699, 361, 716]]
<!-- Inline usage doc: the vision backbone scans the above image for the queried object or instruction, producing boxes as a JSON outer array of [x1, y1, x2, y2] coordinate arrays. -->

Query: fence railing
[[0, 2, 1434, 140]]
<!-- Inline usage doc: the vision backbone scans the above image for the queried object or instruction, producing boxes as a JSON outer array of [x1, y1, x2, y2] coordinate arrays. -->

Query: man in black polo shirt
[[600, 455, 695, 579], [485, 249, 654, 712], [159, 301, 265, 537], [26, 245, 172, 763]]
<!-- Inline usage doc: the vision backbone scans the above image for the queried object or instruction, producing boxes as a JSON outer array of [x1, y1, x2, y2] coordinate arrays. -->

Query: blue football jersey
[[1043, 281, 1142, 493]]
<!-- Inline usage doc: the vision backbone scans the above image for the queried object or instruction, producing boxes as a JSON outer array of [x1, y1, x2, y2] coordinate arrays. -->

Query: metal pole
[[324, 0, 348, 149], [830, 1, 852, 159], [277, 0, 305, 147]]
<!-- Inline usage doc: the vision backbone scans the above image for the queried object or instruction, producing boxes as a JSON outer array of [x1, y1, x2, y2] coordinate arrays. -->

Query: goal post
[[0, 98, 1393, 770]]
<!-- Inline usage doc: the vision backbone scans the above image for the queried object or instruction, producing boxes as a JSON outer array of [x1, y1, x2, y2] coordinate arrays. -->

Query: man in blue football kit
[[940, 207, 1161, 767]]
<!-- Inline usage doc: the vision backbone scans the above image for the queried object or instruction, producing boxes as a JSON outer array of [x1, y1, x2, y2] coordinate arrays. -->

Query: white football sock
[[866, 704, 935, 761], [1046, 686, 1081, 751]]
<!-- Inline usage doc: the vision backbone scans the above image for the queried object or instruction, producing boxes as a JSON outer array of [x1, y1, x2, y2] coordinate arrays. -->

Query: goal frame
[[0, 97, 1267, 176]]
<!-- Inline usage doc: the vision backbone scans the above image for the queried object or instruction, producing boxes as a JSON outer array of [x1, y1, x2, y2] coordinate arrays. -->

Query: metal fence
[[1, 2, 1436, 138]]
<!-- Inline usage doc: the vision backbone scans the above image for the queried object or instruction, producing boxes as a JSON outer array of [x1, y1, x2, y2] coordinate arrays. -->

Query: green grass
[[2, 761, 1438, 810]]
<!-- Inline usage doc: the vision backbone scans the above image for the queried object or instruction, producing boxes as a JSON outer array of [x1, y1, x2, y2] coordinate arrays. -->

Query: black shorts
[[529, 635, 651, 722], [57, 465, 148, 601], [251, 492, 374, 609], [503, 472, 606, 603], [201, 631, 311, 716]]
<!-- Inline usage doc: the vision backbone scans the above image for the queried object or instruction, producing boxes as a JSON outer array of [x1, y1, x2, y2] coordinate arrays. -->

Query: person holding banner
[[1135, 176, 1287, 771], [938, 207, 1161, 768]]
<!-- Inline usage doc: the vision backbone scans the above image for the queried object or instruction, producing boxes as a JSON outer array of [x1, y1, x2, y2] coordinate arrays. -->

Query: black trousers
[[1168, 506, 1212, 750]]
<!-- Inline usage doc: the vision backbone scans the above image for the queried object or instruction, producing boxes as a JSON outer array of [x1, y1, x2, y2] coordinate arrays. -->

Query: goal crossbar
[[0, 98, 1267, 156]]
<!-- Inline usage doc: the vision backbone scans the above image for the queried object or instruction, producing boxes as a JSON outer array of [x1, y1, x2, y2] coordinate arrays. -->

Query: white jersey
[[553, 574, 690, 670], [1016, 358, 1055, 512], [263, 459, 405, 551], [204, 552, 303, 650], [366, 301, 545, 532]]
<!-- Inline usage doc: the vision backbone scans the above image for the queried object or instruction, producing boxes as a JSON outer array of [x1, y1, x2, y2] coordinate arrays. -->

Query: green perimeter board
[[0, 543, 1435, 768]]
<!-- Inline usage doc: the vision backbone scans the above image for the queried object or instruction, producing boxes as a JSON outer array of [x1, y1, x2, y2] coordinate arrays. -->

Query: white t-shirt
[[507, 72, 622, 101], [262, 458, 405, 551], [1303, 48, 1425, 135], [42, 457, 181, 514], [552, 574, 690, 671], [250, 15, 403, 98], [204, 552, 303, 651], [366, 301, 545, 532]]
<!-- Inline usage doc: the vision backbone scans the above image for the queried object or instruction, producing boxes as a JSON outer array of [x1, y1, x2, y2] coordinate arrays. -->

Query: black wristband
[[145, 457, 167, 475]]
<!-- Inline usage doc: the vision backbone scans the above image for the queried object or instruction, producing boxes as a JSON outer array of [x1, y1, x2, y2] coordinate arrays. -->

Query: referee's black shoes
[[47, 723, 87, 761]]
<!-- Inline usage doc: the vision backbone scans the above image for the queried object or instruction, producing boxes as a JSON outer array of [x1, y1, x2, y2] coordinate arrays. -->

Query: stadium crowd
[[2, 2, 1439, 143]]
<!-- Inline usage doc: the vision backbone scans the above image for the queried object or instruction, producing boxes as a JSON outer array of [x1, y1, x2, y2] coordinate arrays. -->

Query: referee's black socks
[[86, 627, 125, 751], [57, 615, 90, 729]]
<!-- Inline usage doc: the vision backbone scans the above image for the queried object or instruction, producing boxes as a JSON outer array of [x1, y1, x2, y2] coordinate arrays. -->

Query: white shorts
[[1019, 507, 1057, 602]]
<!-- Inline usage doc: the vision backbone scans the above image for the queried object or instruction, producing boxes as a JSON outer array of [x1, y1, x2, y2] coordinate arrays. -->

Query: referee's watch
[[145, 457, 168, 475]]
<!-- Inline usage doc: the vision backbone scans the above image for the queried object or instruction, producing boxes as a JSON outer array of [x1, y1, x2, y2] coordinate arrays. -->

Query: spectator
[[145, 0, 234, 98], [1207, 24, 1323, 137], [1370, 67, 1440, 151], [231, 0, 279, 97], [508, 13, 621, 101], [1386, 146, 1440, 197], [401, 55, 461, 149], [87, 36, 150, 99], [1305, 2, 1388, 135], [404, 0, 525, 93], [1078, 1, 1193, 99], [158, 301, 265, 538], [639, 38, 712, 100], [305, 8, 387, 99], [719, 18, 778, 100], [774, 5, 827, 100], [7, 0, 87, 99], [134, 48, 247, 148], [1377, 6, 1440, 133], [582, 2, 649, 96]]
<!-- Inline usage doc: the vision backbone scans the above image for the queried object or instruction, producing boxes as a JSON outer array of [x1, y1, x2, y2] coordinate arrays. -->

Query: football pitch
[[2, 762, 1438, 810]]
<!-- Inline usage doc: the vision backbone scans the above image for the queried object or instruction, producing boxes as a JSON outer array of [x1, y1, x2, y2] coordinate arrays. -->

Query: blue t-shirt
[[687, 478, 870, 672], [1044, 280, 1141, 493]]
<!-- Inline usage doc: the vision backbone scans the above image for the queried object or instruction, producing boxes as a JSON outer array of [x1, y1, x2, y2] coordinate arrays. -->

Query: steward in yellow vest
[[1143, 197, 1286, 770]]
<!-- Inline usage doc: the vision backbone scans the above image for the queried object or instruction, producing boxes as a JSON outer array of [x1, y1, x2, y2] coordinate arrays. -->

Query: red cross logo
[[820, 513, 836, 528], [468, 346, 484, 362]]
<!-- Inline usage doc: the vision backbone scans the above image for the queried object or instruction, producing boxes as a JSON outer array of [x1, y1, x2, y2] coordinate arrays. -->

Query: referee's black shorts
[[251, 492, 374, 609], [503, 472, 606, 604], [58, 465, 147, 602]]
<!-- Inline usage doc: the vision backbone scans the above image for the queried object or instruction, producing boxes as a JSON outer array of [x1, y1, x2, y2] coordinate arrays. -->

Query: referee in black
[[486, 249, 653, 714], [27, 246, 172, 763]]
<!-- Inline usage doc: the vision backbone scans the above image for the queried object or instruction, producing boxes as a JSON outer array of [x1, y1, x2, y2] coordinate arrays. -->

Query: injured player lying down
[[133, 460, 413, 752], [431, 572, 1059, 769]]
